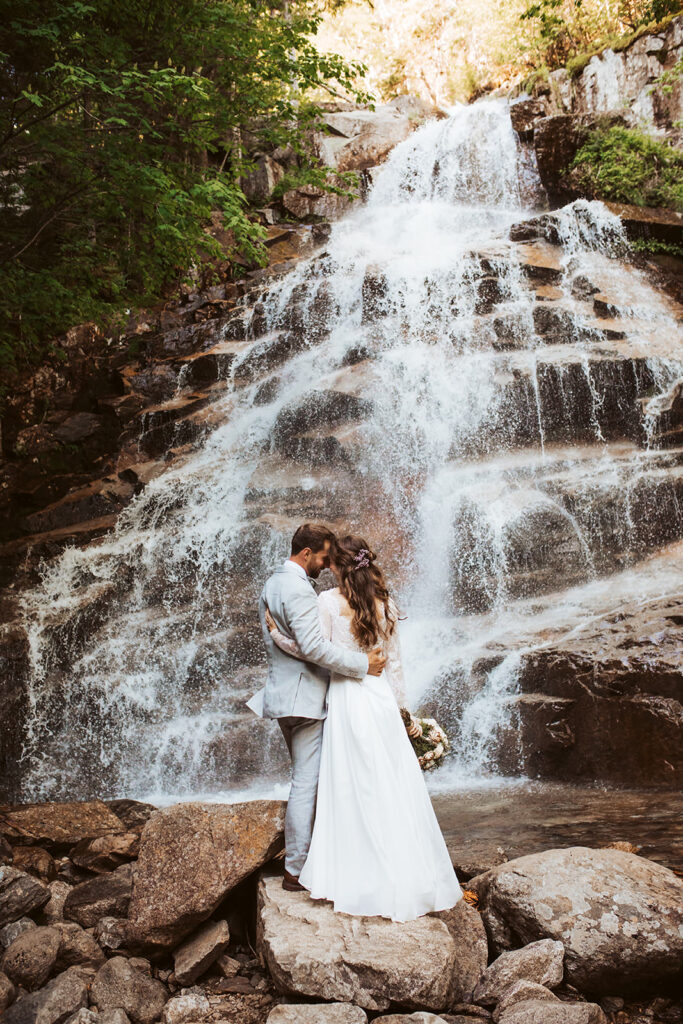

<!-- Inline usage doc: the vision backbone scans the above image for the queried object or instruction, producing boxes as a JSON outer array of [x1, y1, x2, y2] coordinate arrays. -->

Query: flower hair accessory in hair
[[353, 548, 371, 569]]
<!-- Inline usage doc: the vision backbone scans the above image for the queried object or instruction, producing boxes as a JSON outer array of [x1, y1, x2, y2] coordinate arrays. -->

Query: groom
[[259, 522, 386, 891]]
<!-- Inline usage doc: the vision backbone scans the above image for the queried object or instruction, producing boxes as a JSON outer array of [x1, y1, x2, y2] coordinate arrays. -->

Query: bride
[[264, 533, 462, 922]]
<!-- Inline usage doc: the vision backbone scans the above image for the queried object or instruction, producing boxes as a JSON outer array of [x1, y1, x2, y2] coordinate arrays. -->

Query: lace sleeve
[[268, 623, 305, 660], [384, 606, 407, 707]]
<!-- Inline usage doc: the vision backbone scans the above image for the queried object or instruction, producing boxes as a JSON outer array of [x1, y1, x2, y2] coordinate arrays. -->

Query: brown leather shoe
[[282, 869, 306, 892]]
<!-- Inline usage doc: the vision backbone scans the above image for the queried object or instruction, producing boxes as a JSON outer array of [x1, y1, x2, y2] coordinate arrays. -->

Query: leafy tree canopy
[[0, 0, 370, 378]]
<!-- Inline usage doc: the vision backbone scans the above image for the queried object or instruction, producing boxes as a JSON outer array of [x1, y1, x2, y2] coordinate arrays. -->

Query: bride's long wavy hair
[[334, 535, 397, 649]]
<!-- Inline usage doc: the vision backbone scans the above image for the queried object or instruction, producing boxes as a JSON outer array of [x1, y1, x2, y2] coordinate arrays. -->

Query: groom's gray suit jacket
[[259, 563, 369, 719]]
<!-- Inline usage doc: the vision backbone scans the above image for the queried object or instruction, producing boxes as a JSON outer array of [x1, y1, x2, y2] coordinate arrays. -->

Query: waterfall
[[14, 99, 683, 803]]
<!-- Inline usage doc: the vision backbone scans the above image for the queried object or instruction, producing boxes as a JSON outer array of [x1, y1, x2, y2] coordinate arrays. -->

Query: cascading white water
[[14, 98, 683, 803]]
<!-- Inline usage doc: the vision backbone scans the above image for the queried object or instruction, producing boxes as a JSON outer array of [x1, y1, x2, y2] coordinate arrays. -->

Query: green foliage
[[519, 0, 681, 71], [270, 164, 359, 201], [0, 0, 371, 381], [631, 236, 683, 256], [571, 125, 683, 209]]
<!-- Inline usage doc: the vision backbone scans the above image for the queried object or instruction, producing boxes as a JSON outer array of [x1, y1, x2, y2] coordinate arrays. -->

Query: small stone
[[53, 921, 106, 970], [91, 957, 168, 1024], [0, 916, 36, 950], [216, 953, 240, 977], [11, 847, 58, 883], [448, 1008, 491, 1020], [128, 956, 152, 975], [69, 833, 139, 874], [474, 939, 564, 1005], [267, 1004, 369, 1023], [2, 965, 91, 1024], [64, 864, 132, 928], [0, 969, 16, 1012], [498, 1000, 607, 1024], [493, 981, 559, 1022], [65, 1010, 98, 1024], [600, 997, 625, 1013], [172, 919, 230, 985], [213, 975, 255, 993], [161, 988, 211, 1024], [41, 880, 72, 923], [373, 1015, 449, 1024], [94, 915, 129, 954], [0, 867, 50, 926], [1, 924, 61, 991], [100, 1012, 132, 1024]]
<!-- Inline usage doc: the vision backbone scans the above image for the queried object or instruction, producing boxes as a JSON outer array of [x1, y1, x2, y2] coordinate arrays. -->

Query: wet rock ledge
[[0, 798, 682, 1024]]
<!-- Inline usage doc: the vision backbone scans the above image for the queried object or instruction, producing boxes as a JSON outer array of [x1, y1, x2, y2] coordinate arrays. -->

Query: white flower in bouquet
[[400, 708, 450, 771]]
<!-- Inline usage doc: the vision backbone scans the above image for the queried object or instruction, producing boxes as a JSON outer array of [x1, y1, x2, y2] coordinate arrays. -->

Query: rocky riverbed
[[0, 798, 682, 1024]]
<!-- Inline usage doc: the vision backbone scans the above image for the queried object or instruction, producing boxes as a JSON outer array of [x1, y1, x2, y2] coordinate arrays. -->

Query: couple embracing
[[246, 522, 462, 922]]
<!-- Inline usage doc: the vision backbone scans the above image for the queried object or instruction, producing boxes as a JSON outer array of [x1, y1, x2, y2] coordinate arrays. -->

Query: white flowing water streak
[[14, 98, 683, 802]]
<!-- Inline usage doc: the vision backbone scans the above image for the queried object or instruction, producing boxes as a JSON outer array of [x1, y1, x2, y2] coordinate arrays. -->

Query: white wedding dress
[[274, 587, 462, 922]]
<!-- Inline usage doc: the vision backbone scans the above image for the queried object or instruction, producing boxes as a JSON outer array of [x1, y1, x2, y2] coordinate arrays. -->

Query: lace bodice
[[271, 587, 407, 706]]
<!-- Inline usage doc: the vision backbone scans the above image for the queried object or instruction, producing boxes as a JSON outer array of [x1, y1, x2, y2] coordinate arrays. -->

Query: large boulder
[[64, 863, 132, 928], [0, 801, 124, 851], [90, 957, 168, 1024], [2, 965, 91, 1024], [473, 939, 564, 1005], [0, 867, 50, 926], [126, 800, 285, 951], [256, 869, 485, 1013], [472, 847, 683, 994], [1, 924, 61, 990]]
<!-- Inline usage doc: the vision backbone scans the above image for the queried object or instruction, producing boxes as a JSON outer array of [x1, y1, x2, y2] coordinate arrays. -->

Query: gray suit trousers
[[278, 715, 324, 875]]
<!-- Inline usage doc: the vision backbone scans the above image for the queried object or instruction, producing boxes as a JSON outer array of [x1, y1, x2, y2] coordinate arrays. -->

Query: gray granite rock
[[2, 965, 91, 1024], [0, 867, 50, 926], [172, 918, 230, 985], [256, 870, 473, 1013], [473, 939, 564, 1005], [90, 957, 168, 1024], [266, 1006, 368, 1024], [472, 847, 683, 994]]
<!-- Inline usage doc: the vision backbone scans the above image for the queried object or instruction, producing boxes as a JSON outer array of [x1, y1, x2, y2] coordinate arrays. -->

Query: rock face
[[501, 592, 683, 789], [518, 16, 683, 141], [90, 957, 167, 1024], [256, 869, 485, 1013], [472, 846, 683, 994], [127, 800, 285, 950]]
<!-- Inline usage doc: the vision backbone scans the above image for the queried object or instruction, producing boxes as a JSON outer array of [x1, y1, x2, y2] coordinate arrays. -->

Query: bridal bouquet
[[400, 708, 450, 771]]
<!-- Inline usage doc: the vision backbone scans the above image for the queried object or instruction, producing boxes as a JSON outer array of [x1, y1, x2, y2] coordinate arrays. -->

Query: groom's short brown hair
[[291, 523, 335, 555]]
